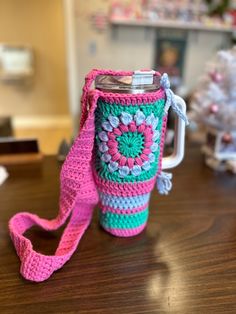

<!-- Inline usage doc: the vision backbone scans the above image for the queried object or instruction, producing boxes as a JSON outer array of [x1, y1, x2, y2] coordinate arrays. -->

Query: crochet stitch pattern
[[94, 96, 167, 236], [8, 69, 187, 282], [95, 98, 165, 183]]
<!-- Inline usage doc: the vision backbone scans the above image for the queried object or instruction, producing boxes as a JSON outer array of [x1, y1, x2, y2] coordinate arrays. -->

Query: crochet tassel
[[160, 73, 189, 125], [156, 171, 173, 195]]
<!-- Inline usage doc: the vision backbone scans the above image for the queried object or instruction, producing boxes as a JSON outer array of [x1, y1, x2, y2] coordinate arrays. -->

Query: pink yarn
[[140, 153, 149, 161], [94, 171, 156, 196], [113, 128, 122, 136], [129, 122, 137, 132], [112, 152, 121, 162], [107, 132, 116, 140], [135, 157, 143, 166], [9, 91, 100, 282], [127, 158, 134, 169], [8, 69, 164, 282], [119, 156, 127, 167], [119, 124, 129, 132]]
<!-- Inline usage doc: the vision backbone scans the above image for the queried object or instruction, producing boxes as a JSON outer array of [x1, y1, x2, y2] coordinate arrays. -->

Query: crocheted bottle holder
[[8, 69, 187, 282], [94, 92, 167, 237]]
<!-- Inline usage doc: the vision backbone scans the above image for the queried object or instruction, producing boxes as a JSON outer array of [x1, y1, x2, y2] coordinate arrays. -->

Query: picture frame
[[0, 44, 34, 81], [154, 30, 187, 88]]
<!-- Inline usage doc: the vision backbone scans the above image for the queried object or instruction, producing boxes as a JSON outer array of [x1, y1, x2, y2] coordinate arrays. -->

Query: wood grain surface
[[0, 144, 236, 314]]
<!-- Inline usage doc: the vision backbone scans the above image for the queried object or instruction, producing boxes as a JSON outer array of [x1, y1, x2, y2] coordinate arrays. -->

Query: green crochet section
[[97, 98, 165, 120], [117, 132, 144, 158], [94, 97, 166, 183], [100, 208, 149, 229]]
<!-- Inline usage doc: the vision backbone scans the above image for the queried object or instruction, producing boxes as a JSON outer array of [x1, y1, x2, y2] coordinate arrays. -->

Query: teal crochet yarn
[[117, 132, 144, 158], [100, 208, 149, 229]]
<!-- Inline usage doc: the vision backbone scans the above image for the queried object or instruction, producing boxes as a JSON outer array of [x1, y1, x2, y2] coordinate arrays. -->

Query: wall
[[76, 0, 155, 94], [0, 0, 69, 118], [76, 0, 232, 96]]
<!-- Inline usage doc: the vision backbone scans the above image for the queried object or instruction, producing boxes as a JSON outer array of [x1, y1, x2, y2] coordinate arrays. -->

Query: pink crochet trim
[[94, 171, 156, 196], [8, 69, 163, 282]]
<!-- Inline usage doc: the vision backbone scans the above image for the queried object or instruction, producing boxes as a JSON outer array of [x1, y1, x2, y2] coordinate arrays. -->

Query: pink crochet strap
[[9, 69, 162, 282], [9, 89, 100, 282]]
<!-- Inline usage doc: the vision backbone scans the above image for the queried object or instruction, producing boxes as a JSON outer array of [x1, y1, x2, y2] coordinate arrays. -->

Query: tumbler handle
[[162, 95, 186, 170]]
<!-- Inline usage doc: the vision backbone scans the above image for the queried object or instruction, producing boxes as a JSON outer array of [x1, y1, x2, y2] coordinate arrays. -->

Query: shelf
[[110, 18, 235, 33]]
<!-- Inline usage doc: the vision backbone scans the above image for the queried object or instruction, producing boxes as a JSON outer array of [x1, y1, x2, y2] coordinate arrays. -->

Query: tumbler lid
[[95, 70, 160, 94]]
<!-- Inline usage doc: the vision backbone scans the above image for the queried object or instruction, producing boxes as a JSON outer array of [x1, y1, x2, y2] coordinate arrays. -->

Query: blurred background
[[0, 0, 236, 171]]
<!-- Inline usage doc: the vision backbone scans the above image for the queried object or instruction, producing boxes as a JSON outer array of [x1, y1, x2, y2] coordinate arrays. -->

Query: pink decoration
[[119, 156, 127, 166], [135, 157, 143, 166], [144, 133, 153, 142], [143, 129, 152, 137], [119, 124, 129, 132], [138, 125, 145, 133], [112, 152, 121, 162], [143, 148, 152, 155], [222, 132, 233, 144], [108, 132, 116, 140], [109, 148, 117, 156], [107, 140, 117, 148], [113, 128, 122, 136], [210, 71, 223, 83], [209, 103, 219, 114], [140, 153, 149, 161], [129, 121, 137, 132], [94, 170, 157, 196], [127, 157, 134, 169], [145, 141, 153, 148]]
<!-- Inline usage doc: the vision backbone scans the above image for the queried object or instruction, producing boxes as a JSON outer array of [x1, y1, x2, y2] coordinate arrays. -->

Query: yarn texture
[[8, 69, 187, 282], [94, 92, 167, 236]]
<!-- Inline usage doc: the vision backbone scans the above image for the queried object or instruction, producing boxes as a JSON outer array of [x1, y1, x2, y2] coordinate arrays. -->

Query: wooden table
[[1, 145, 236, 314]]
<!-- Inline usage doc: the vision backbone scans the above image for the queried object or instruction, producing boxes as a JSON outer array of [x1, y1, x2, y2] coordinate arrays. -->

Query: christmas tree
[[190, 46, 236, 132]]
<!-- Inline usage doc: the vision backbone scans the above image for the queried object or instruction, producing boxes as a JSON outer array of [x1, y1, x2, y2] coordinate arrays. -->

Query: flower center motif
[[117, 132, 144, 158], [97, 110, 160, 178]]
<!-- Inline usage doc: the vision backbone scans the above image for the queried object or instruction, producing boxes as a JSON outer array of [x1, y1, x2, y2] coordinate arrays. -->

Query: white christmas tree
[[190, 46, 236, 132]]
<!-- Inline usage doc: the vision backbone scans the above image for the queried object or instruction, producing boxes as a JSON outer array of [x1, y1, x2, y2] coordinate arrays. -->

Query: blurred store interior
[[0, 0, 236, 168]]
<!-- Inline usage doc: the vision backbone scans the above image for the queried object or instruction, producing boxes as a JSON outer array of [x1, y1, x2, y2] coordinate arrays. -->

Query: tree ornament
[[209, 71, 223, 83], [190, 47, 236, 132], [190, 47, 236, 173], [209, 103, 219, 114], [222, 132, 233, 144]]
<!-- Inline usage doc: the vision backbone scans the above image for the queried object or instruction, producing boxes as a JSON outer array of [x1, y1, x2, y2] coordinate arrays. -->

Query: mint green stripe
[[97, 98, 165, 119], [100, 208, 149, 229]]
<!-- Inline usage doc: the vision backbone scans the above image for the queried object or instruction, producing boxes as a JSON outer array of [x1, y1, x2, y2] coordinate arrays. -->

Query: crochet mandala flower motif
[[98, 111, 160, 178]]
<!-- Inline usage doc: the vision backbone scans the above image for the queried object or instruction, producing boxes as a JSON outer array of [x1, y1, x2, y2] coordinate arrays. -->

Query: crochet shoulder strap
[[8, 71, 100, 282], [8, 69, 167, 282]]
